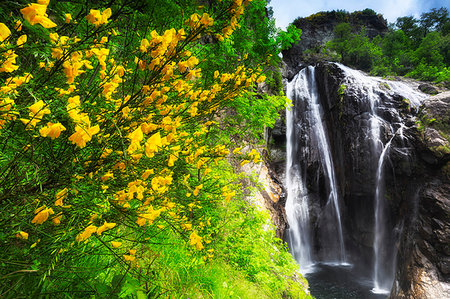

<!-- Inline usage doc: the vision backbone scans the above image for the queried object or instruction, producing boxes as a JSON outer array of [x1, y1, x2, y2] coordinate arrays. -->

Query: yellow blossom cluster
[[66, 96, 100, 148], [86, 8, 112, 27], [20, 0, 56, 29], [0, 74, 32, 128], [1, 0, 270, 269], [20, 100, 51, 129]]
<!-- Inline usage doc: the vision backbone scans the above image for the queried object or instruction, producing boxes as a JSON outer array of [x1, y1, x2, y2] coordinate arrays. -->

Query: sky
[[270, 0, 450, 29]]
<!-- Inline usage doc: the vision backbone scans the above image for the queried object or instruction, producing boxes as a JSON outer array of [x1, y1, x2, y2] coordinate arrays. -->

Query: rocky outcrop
[[391, 92, 450, 298], [270, 61, 449, 297], [282, 10, 388, 75], [234, 145, 287, 239]]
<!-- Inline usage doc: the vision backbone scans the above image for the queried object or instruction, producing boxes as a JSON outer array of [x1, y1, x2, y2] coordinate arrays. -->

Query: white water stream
[[285, 63, 427, 292], [286, 66, 346, 272], [286, 72, 313, 273], [339, 64, 426, 293]]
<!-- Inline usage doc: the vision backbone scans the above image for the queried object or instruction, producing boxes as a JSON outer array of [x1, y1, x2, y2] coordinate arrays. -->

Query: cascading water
[[285, 66, 346, 269], [339, 64, 425, 294], [372, 134, 395, 294], [285, 72, 313, 272], [284, 62, 427, 297]]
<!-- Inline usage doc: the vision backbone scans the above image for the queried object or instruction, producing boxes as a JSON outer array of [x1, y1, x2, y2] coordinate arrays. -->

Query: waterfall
[[372, 134, 395, 294], [285, 63, 426, 293], [285, 66, 346, 269], [338, 64, 425, 293], [285, 72, 313, 272]]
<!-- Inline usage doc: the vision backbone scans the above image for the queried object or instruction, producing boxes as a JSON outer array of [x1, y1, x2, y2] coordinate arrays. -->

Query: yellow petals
[[65, 13, 72, 23], [52, 214, 62, 225], [86, 8, 111, 27], [256, 75, 266, 83], [145, 132, 162, 158], [0, 50, 19, 73], [21, 3, 57, 28], [181, 223, 192, 230], [136, 206, 162, 226], [128, 249, 137, 255], [16, 35, 27, 47], [68, 125, 100, 148], [0, 23, 11, 42], [31, 207, 54, 224], [39, 122, 66, 139], [111, 241, 122, 248], [55, 188, 68, 206], [96, 221, 116, 235], [14, 20, 23, 32], [77, 225, 97, 241], [222, 186, 236, 202], [16, 231, 29, 240], [29, 100, 50, 115], [240, 160, 250, 166], [123, 255, 135, 261], [193, 184, 203, 196], [141, 169, 154, 180], [189, 231, 204, 251], [101, 172, 114, 182]]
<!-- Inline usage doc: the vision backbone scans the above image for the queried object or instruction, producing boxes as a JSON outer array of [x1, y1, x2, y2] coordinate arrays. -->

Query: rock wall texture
[[270, 61, 449, 298]]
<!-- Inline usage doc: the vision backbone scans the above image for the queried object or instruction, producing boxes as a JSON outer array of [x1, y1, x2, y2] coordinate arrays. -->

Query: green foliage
[[0, 0, 307, 298], [277, 24, 302, 51], [318, 7, 450, 82], [227, 93, 287, 141]]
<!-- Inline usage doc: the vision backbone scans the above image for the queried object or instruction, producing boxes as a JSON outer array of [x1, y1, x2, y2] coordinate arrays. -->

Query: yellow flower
[[123, 255, 135, 261], [0, 50, 19, 73], [14, 20, 23, 32], [16, 34, 27, 47], [55, 188, 68, 206], [111, 241, 122, 248], [96, 221, 116, 235], [68, 125, 100, 148], [16, 231, 29, 239], [20, 3, 57, 29], [189, 231, 204, 251], [31, 207, 54, 224], [0, 23, 11, 42], [240, 160, 250, 167], [141, 169, 154, 180], [193, 184, 203, 196], [86, 8, 111, 27], [129, 249, 137, 255], [78, 225, 97, 241], [64, 13, 72, 23], [256, 75, 266, 83], [39, 122, 66, 139], [144, 132, 162, 158], [52, 214, 62, 225], [29, 100, 51, 116]]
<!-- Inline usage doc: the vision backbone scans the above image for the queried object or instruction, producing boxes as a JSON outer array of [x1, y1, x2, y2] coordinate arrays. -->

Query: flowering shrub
[[0, 0, 306, 297]]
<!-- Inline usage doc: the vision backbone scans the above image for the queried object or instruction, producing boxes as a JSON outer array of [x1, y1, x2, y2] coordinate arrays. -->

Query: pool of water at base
[[305, 263, 389, 299]]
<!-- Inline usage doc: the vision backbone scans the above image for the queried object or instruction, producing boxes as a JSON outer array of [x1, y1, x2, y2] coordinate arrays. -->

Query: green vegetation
[[0, 0, 306, 298], [301, 7, 450, 83]]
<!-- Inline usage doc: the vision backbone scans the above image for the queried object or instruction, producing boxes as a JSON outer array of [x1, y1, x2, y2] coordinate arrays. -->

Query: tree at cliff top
[[294, 7, 449, 83], [0, 0, 307, 297]]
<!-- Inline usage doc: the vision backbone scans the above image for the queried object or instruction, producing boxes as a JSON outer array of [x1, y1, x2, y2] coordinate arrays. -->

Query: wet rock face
[[390, 90, 450, 299], [272, 60, 449, 297]]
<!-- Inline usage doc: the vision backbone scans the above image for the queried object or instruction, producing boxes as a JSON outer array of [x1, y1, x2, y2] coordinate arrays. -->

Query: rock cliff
[[282, 10, 388, 77], [269, 61, 449, 298]]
